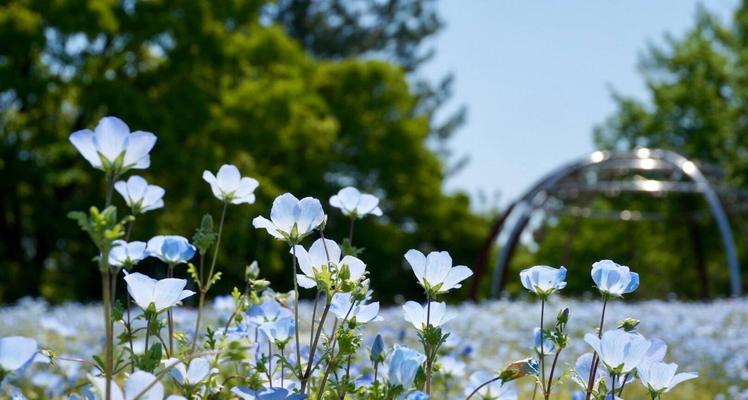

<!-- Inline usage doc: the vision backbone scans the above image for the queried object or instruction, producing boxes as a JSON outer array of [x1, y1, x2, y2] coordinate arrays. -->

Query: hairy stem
[[585, 297, 609, 400], [465, 376, 501, 400]]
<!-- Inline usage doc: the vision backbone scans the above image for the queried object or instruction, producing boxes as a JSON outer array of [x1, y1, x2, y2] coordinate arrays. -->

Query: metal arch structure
[[481, 148, 743, 298]]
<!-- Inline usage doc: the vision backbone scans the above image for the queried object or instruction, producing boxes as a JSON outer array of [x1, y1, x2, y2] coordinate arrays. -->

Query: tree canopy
[[0, 0, 487, 303]]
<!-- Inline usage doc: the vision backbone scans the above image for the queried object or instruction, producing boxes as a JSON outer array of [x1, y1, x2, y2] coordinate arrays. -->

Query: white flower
[[584, 330, 650, 374], [291, 239, 366, 289], [330, 292, 382, 324], [252, 193, 325, 243], [114, 176, 165, 214], [147, 235, 196, 265], [519, 265, 567, 297], [0, 336, 39, 372], [637, 362, 697, 394], [404, 249, 472, 295], [90, 370, 163, 400], [591, 260, 639, 297], [69, 116, 156, 174], [402, 301, 454, 331], [570, 353, 605, 391], [202, 164, 259, 205], [123, 272, 195, 313], [258, 317, 295, 345], [329, 186, 383, 218], [109, 240, 148, 268], [166, 357, 215, 386]]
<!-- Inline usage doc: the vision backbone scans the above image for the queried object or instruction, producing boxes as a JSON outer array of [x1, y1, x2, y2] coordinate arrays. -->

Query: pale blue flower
[[591, 260, 639, 297], [464, 371, 517, 400], [439, 356, 466, 377], [114, 176, 164, 214], [253, 193, 325, 243], [231, 386, 306, 400], [246, 299, 293, 327], [291, 239, 365, 289], [166, 357, 214, 386], [402, 301, 454, 331], [387, 345, 426, 389], [584, 330, 651, 374], [202, 164, 259, 205], [637, 362, 697, 394], [330, 292, 382, 324], [404, 250, 472, 295], [108, 240, 148, 268], [0, 336, 39, 373], [147, 235, 196, 265], [402, 390, 429, 400], [533, 327, 555, 356], [259, 316, 295, 345], [69, 116, 156, 174], [123, 272, 195, 313], [90, 370, 163, 400], [519, 265, 567, 297], [329, 186, 383, 218]]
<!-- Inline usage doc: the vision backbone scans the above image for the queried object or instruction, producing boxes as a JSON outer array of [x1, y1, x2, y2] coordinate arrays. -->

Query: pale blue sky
[[424, 0, 738, 209]]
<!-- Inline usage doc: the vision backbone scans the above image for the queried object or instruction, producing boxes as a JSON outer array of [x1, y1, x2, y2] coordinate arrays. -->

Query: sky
[[424, 0, 739, 209]]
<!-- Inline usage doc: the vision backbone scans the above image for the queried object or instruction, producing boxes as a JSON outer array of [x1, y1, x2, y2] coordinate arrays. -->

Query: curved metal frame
[[489, 148, 742, 297]]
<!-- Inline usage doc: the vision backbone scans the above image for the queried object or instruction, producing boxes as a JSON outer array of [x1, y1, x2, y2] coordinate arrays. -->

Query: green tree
[[0, 0, 487, 303], [524, 4, 748, 298]]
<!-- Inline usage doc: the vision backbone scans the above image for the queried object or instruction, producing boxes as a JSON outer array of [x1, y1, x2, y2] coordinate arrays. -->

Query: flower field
[[1, 297, 745, 399]]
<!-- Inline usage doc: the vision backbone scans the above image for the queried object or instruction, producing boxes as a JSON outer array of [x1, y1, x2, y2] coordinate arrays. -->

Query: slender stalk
[[585, 297, 609, 400], [545, 349, 561, 399], [191, 253, 206, 353], [281, 347, 285, 387], [618, 372, 631, 397], [126, 295, 135, 372], [531, 382, 539, 400], [465, 376, 501, 400], [425, 296, 433, 396], [166, 263, 175, 355], [268, 341, 274, 388], [309, 290, 321, 350], [144, 313, 152, 352], [610, 374, 617, 397], [101, 266, 113, 400], [205, 202, 228, 290], [301, 301, 332, 392], [348, 218, 355, 243], [290, 246, 302, 379], [316, 302, 356, 398], [540, 298, 547, 396]]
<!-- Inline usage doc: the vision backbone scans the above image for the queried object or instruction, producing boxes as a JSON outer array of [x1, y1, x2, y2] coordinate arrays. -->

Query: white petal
[[124, 272, 156, 311], [442, 265, 473, 291], [124, 371, 163, 400], [216, 164, 241, 192], [405, 249, 427, 284], [202, 171, 223, 200], [296, 197, 324, 234], [123, 131, 157, 169], [356, 193, 380, 215], [341, 255, 366, 281], [252, 216, 284, 239], [309, 238, 340, 266], [91, 377, 125, 400], [0, 336, 38, 371], [153, 278, 189, 312], [270, 193, 299, 233], [69, 129, 102, 168], [402, 301, 425, 329], [93, 116, 130, 161], [186, 357, 211, 384], [337, 187, 361, 212], [297, 275, 317, 289]]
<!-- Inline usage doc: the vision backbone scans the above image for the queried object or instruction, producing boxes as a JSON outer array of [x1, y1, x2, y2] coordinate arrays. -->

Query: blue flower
[[637, 361, 698, 394], [147, 235, 196, 265], [246, 299, 293, 327], [69, 116, 156, 174], [203, 164, 259, 205], [231, 386, 307, 400], [403, 390, 429, 400], [0, 336, 39, 373], [584, 330, 650, 374], [591, 260, 639, 297], [404, 249, 472, 295], [259, 316, 295, 346], [402, 301, 454, 331], [330, 292, 382, 324], [329, 186, 383, 219], [519, 265, 567, 298], [252, 193, 325, 244], [123, 272, 195, 313], [387, 345, 426, 389], [114, 176, 165, 214], [533, 327, 555, 356], [108, 240, 148, 269]]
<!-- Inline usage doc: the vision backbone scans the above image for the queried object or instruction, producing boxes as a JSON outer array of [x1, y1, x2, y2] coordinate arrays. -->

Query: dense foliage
[[0, 0, 486, 303]]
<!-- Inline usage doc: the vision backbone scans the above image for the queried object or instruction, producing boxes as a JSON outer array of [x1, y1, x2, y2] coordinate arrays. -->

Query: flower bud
[[370, 334, 385, 363], [618, 318, 640, 332]]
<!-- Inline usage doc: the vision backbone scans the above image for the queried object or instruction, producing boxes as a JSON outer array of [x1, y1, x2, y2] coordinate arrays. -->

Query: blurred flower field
[[2, 297, 745, 399]]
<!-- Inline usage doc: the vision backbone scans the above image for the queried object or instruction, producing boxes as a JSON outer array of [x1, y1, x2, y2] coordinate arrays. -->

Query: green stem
[[585, 297, 609, 400], [348, 218, 355, 244], [101, 268, 113, 400], [191, 253, 207, 354], [540, 298, 547, 396], [167, 264, 175, 355], [205, 202, 228, 291], [464, 376, 501, 400], [291, 246, 302, 381]]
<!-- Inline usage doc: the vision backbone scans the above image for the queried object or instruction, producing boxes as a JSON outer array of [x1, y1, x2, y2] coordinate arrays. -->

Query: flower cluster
[[0, 116, 700, 400]]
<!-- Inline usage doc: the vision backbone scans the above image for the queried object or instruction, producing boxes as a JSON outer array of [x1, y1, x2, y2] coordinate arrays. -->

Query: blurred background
[[2, 0, 747, 303]]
